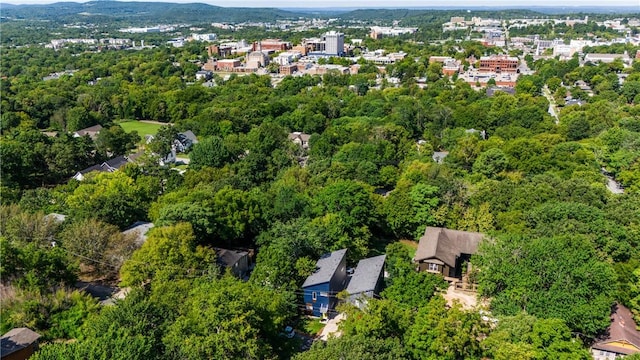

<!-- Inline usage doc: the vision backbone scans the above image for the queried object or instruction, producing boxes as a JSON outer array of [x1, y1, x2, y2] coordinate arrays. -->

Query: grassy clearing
[[118, 120, 164, 136], [398, 239, 418, 258], [301, 318, 325, 336]]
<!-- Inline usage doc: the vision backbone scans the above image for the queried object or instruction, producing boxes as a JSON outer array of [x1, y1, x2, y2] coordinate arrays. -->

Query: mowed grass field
[[118, 121, 164, 136]]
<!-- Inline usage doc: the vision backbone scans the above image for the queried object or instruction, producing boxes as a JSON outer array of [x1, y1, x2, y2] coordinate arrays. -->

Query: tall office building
[[324, 31, 344, 56]]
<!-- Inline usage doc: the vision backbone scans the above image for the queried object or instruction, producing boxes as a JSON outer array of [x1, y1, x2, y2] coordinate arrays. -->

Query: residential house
[[432, 151, 449, 164], [195, 70, 213, 81], [345, 254, 386, 309], [174, 131, 198, 153], [122, 221, 154, 246], [214, 248, 251, 278], [288, 132, 311, 150], [72, 155, 131, 181], [302, 249, 347, 318], [0, 328, 41, 360], [414, 227, 484, 280], [592, 304, 640, 359], [72, 124, 103, 141]]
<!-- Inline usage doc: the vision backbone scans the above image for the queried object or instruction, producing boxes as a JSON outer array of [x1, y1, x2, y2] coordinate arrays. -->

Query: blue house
[[302, 249, 347, 318]]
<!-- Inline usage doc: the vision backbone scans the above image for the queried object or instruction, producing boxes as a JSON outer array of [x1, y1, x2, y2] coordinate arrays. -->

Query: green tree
[[95, 125, 140, 157], [119, 223, 217, 286], [163, 275, 296, 360], [472, 148, 508, 178], [476, 234, 616, 338], [482, 313, 590, 360], [406, 296, 489, 360], [60, 218, 137, 277], [189, 135, 231, 169]]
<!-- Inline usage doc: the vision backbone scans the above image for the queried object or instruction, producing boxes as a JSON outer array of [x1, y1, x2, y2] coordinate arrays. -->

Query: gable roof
[[1, 328, 41, 357], [178, 130, 198, 143], [592, 304, 640, 355], [73, 124, 103, 140], [214, 248, 248, 268], [414, 227, 484, 268], [346, 254, 386, 295], [289, 132, 311, 143], [303, 248, 347, 288], [104, 155, 129, 171]]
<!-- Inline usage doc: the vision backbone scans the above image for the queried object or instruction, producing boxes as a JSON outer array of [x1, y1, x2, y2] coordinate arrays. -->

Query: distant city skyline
[[4, 0, 640, 7]]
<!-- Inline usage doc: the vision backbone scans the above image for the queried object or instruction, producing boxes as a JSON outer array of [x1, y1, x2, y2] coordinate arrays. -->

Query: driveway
[[319, 313, 345, 341]]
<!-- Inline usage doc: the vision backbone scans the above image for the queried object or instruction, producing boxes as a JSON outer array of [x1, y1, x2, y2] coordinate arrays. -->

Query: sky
[[3, 0, 640, 7]]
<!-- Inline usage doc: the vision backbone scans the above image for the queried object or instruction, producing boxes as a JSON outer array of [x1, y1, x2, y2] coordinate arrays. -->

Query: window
[[428, 263, 439, 272], [320, 292, 328, 297], [312, 291, 317, 301]]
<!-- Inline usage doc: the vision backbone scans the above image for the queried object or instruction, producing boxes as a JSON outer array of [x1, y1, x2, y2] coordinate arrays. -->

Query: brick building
[[479, 55, 519, 73]]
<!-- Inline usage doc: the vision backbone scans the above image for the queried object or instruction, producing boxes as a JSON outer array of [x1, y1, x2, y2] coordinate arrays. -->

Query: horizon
[[2, 0, 639, 8]]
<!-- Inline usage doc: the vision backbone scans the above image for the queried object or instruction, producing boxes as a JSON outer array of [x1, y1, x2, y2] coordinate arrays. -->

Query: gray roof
[[414, 227, 484, 268], [432, 151, 449, 164], [346, 254, 386, 295], [1, 328, 41, 357], [104, 155, 129, 170], [302, 248, 347, 288], [45, 213, 67, 222], [486, 86, 515, 97], [122, 221, 154, 246], [179, 130, 198, 143], [288, 132, 311, 142], [214, 248, 248, 268], [74, 124, 103, 139]]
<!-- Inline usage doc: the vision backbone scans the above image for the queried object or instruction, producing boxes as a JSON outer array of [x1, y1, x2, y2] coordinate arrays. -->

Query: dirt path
[[442, 283, 482, 310], [139, 120, 173, 126]]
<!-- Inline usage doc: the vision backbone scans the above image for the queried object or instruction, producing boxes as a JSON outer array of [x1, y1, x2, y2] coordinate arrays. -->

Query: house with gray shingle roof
[[302, 249, 347, 318], [1, 327, 41, 360], [345, 254, 386, 309]]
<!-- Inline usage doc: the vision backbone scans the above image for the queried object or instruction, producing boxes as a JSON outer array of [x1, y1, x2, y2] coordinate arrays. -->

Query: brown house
[[414, 227, 484, 280], [592, 304, 640, 359], [1, 328, 41, 360]]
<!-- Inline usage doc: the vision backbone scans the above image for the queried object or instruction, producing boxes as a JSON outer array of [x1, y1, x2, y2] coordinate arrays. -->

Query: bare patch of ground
[[442, 283, 486, 310]]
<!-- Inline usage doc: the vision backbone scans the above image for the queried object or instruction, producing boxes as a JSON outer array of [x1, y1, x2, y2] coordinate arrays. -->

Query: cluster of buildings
[[46, 38, 148, 51], [166, 33, 218, 47], [443, 16, 502, 32], [69, 124, 198, 180], [369, 26, 418, 39], [118, 24, 178, 33], [429, 54, 521, 87]]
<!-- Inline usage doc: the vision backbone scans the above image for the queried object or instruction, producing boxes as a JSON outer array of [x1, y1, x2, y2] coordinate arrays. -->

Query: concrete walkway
[[319, 313, 345, 341]]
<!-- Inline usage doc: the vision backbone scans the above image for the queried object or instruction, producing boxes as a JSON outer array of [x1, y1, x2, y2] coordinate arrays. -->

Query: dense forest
[[1, 4, 640, 359]]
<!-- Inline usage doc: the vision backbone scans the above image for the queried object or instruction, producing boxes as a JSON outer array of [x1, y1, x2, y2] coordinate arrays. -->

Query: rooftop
[[302, 249, 347, 288], [346, 254, 386, 295], [214, 248, 248, 268], [122, 221, 154, 246], [1, 328, 41, 357], [592, 304, 640, 356], [414, 227, 484, 268]]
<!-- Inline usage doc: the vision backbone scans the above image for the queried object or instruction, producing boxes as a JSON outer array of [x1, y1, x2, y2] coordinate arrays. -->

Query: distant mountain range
[[0, 1, 307, 23], [0, 1, 637, 25]]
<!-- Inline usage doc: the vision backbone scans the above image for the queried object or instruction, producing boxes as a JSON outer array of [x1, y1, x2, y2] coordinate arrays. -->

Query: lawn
[[118, 121, 165, 136], [301, 318, 325, 336]]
